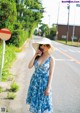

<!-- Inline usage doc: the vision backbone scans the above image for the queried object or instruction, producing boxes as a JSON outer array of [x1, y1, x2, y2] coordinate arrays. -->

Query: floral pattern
[[26, 56, 53, 113]]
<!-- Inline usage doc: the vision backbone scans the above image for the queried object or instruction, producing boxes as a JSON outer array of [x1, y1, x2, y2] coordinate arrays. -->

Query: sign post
[[0, 28, 11, 81]]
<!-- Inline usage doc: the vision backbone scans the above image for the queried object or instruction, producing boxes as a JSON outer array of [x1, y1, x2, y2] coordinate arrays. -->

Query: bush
[[7, 92, 16, 99], [10, 82, 19, 92], [6, 30, 20, 47], [6, 30, 28, 47]]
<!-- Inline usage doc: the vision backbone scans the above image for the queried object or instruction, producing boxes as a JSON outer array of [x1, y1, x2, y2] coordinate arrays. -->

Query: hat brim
[[32, 38, 55, 53]]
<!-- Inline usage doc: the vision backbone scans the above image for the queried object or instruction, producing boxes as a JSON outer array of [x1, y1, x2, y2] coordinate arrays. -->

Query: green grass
[[0, 86, 3, 93], [7, 92, 16, 99], [0, 37, 30, 81], [0, 43, 16, 81], [10, 81, 19, 92], [19, 30, 29, 47], [56, 40, 80, 47]]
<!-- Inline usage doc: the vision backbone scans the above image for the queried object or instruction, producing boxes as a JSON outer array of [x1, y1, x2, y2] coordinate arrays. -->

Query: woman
[[26, 38, 55, 113]]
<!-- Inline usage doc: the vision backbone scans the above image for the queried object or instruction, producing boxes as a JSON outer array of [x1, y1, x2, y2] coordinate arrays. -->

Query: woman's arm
[[28, 54, 37, 69], [45, 57, 55, 95], [47, 57, 55, 88], [28, 50, 41, 69]]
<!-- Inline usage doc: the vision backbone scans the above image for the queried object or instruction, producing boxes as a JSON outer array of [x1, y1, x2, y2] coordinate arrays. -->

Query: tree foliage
[[0, 0, 44, 46], [36, 23, 56, 40], [16, 0, 43, 37], [39, 24, 49, 36], [0, 0, 17, 31]]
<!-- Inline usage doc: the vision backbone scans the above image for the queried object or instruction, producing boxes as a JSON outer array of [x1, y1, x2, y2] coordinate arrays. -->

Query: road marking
[[57, 48, 80, 64], [55, 47, 80, 53], [55, 59, 75, 61]]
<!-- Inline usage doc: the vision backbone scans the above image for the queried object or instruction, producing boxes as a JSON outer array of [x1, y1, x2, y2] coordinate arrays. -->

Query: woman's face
[[39, 44, 50, 53]]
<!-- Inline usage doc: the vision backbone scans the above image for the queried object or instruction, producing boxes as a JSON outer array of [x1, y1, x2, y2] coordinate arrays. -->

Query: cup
[[38, 51, 43, 56]]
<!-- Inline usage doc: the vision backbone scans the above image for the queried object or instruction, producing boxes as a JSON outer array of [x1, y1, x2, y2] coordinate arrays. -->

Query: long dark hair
[[35, 44, 42, 60]]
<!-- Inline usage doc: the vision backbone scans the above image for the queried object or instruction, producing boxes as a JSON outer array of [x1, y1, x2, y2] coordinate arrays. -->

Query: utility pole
[[72, 5, 76, 43], [48, 15, 50, 35], [66, 3, 70, 44], [56, 1, 60, 40]]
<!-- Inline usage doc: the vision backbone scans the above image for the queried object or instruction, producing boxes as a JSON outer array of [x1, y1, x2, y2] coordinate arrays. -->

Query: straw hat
[[32, 37, 55, 53]]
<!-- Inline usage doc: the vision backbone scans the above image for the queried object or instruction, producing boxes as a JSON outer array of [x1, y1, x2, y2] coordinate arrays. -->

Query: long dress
[[26, 56, 53, 113]]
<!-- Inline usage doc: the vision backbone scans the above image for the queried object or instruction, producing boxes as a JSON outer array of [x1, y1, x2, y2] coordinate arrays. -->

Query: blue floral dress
[[26, 56, 53, 113]]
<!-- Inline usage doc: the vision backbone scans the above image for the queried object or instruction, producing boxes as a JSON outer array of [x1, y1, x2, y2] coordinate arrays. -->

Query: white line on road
[[55, 58, 74, 61], [55, 47, 80, 53]]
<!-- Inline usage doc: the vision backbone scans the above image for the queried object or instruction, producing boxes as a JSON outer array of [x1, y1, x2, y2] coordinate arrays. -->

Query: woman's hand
[[44, 87, 51, 96], [35, 49, 42, 57], [28, 49, 41, 68]]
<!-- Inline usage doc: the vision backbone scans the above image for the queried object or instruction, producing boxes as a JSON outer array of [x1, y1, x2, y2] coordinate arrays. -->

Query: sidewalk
[[8, 40, 35, 113]]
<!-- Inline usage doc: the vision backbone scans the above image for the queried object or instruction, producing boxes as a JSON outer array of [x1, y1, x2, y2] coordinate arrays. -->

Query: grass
[[0, 38, 30, 81], [56, 40, 80, 47], [0, 42, 16, 81], [10, 81, 19, 92], [0, 86, 3, 93], [7, 92, 16, 99]]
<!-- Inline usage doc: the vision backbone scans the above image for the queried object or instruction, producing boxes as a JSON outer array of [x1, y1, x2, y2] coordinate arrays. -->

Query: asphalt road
[[52, 41, 80, 113]]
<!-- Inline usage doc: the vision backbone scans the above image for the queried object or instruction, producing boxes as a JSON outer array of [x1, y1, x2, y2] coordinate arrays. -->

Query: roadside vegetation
[[7, 81, 19, 99], [0, 0, 43, 81], [0, 86, 3, 93], [34, 24, 56, 40], [57, 40, 80, 47], [0, 43, 16, 81], [10, 81, 19, 92]]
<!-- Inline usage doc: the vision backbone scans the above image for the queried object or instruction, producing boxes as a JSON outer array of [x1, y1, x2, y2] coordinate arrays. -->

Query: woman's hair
[[35, 44, 42, 60]]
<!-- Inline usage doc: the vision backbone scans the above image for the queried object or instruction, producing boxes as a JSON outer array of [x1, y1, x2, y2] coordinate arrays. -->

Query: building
[[57, 24, 80, 41]]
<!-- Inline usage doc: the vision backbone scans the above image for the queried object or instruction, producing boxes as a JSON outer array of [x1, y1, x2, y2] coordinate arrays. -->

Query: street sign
[[0, 28, 11, 40], [0, 28, 12, 81]]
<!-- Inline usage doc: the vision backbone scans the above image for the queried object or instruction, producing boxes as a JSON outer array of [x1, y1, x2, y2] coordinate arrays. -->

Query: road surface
[[52, 41, 80, 113]]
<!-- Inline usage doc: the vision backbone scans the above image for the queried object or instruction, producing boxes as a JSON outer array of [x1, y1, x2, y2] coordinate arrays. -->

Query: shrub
[[10, 82, 19, 92], [7, 92, 16, 99], [6, 30, 20, 47], [6, 30, 28, 47]]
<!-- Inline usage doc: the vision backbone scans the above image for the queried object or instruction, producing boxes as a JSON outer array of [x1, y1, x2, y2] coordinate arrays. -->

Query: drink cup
[[38, 51, 42, 56]]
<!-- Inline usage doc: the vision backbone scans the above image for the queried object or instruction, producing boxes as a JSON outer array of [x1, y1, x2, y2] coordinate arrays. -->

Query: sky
[[42, 0, 80, 27]]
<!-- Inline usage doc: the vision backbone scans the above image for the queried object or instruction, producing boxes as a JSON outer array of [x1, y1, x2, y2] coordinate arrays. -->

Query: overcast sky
[[42, 0, 80, 26]]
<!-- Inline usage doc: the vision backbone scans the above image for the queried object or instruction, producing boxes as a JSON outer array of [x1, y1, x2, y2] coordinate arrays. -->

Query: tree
[[37, 23, 56, 40], [0, 0, 44, 47], [0, 0, 17, 31], [49, 25, 56, 40], [16, 0, 43, 37], [39, 23, 49, 37]]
